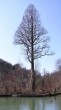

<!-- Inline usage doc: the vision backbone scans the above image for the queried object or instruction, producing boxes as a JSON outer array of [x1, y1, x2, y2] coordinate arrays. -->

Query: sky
[[0, 0, 61, 73]]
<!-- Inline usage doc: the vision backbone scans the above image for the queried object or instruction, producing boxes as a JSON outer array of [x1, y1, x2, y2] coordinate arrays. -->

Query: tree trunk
[[31, 45, 35, 93], [31, 60, 35, 92], [31, 15, 35, 93]]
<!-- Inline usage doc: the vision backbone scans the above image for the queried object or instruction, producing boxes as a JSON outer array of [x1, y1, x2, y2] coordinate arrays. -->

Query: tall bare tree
[[14, 4, 53, 92]]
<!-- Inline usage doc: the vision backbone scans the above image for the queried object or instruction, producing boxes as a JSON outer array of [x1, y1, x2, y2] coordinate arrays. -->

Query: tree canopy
[[14, 4, 54, 92]]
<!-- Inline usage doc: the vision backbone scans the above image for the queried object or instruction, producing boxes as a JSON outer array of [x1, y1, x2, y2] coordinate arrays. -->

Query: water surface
[[0, 95, 61, 110]]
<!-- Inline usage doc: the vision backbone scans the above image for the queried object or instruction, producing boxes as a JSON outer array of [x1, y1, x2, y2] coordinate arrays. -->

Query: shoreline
[[0, 93, 61, 97]]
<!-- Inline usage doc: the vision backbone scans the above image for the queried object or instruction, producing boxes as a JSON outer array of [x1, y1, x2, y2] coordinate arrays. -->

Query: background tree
[[56, 58, 61, 71], [14, 4, 53, 92]]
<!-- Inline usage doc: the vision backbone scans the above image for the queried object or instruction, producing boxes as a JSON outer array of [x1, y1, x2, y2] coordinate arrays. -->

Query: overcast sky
[[0, 0, 61, 73]]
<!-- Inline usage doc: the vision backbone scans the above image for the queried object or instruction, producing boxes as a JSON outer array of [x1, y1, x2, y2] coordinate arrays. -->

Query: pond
[[0, 95, 61, 110]]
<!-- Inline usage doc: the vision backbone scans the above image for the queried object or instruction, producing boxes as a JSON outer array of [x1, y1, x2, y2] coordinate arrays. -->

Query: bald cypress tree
[[14, 4, 53, 92]]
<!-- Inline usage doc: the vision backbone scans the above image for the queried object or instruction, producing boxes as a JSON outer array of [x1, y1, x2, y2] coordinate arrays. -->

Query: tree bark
[[31, 14, 35, 92], [31, 60, 35, 92]]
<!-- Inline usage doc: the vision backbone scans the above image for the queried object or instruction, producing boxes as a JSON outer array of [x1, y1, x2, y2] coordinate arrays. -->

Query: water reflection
[[0, 95, 61, 110]]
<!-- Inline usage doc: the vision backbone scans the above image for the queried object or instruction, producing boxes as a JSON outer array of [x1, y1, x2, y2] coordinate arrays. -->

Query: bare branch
[[14, 4, 54, 74]]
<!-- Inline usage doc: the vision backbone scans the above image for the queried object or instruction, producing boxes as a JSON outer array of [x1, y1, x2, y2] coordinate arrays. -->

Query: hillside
[[0, 59, 61, 96], [0, 59, 32, 95]]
